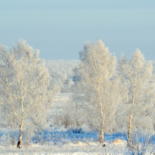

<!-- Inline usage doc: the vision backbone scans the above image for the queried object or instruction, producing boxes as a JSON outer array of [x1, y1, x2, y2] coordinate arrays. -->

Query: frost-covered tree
[[118, 50, 155, 148], [0, 41, 55, 148], [75, 40, 121, 143]]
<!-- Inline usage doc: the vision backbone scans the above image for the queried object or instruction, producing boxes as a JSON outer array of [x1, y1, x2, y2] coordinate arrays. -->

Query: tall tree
[[118, 50, 154, 148], [0, 41, 54, 148], [75, 40, 121, 143]]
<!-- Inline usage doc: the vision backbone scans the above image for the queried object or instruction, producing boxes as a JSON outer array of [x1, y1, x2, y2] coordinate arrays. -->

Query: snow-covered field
[[0, 141, 154, 155], [0, 142, 127, 155]]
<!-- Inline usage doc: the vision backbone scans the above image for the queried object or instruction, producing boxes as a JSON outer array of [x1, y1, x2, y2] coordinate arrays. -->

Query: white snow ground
[[0, 141, 154, 155], [0, 142, 125, 155]]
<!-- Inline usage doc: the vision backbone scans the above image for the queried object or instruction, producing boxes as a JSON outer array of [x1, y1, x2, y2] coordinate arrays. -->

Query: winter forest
[[0, 40, 155, 155]]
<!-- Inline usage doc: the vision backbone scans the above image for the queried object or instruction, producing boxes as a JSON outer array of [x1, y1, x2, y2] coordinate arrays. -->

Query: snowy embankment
[[0, 141, 127, 155]]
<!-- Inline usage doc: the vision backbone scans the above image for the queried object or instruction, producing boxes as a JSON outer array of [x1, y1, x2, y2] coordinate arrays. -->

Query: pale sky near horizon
[[0, 0, 155, 60]]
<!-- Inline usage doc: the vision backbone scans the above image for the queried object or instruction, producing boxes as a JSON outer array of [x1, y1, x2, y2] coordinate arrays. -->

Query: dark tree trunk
[[17, 138, 22, 148], [17, 123, 23, 149]]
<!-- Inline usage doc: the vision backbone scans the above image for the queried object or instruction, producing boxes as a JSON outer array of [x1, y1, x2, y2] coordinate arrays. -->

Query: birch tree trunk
[[127, 114, 133, 146], [98, 101, 105, 143], [17, 96, 24, 149], [17, 122, 23, 149], [127, 94, 134, 147], [99, 129, 104, 143]]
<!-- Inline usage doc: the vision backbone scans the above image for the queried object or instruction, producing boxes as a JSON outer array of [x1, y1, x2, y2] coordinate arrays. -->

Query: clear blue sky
[[0, 0, 155, 59]]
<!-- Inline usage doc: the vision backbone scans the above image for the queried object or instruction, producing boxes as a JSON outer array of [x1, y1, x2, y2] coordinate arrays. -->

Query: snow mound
[[112, 139, 127, 146]]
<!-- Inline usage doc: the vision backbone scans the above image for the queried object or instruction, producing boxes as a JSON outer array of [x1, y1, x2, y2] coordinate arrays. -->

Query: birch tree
[[118, 50, 154, 148], [0, 41, 54, 148], [76, 40, 121, 143]]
